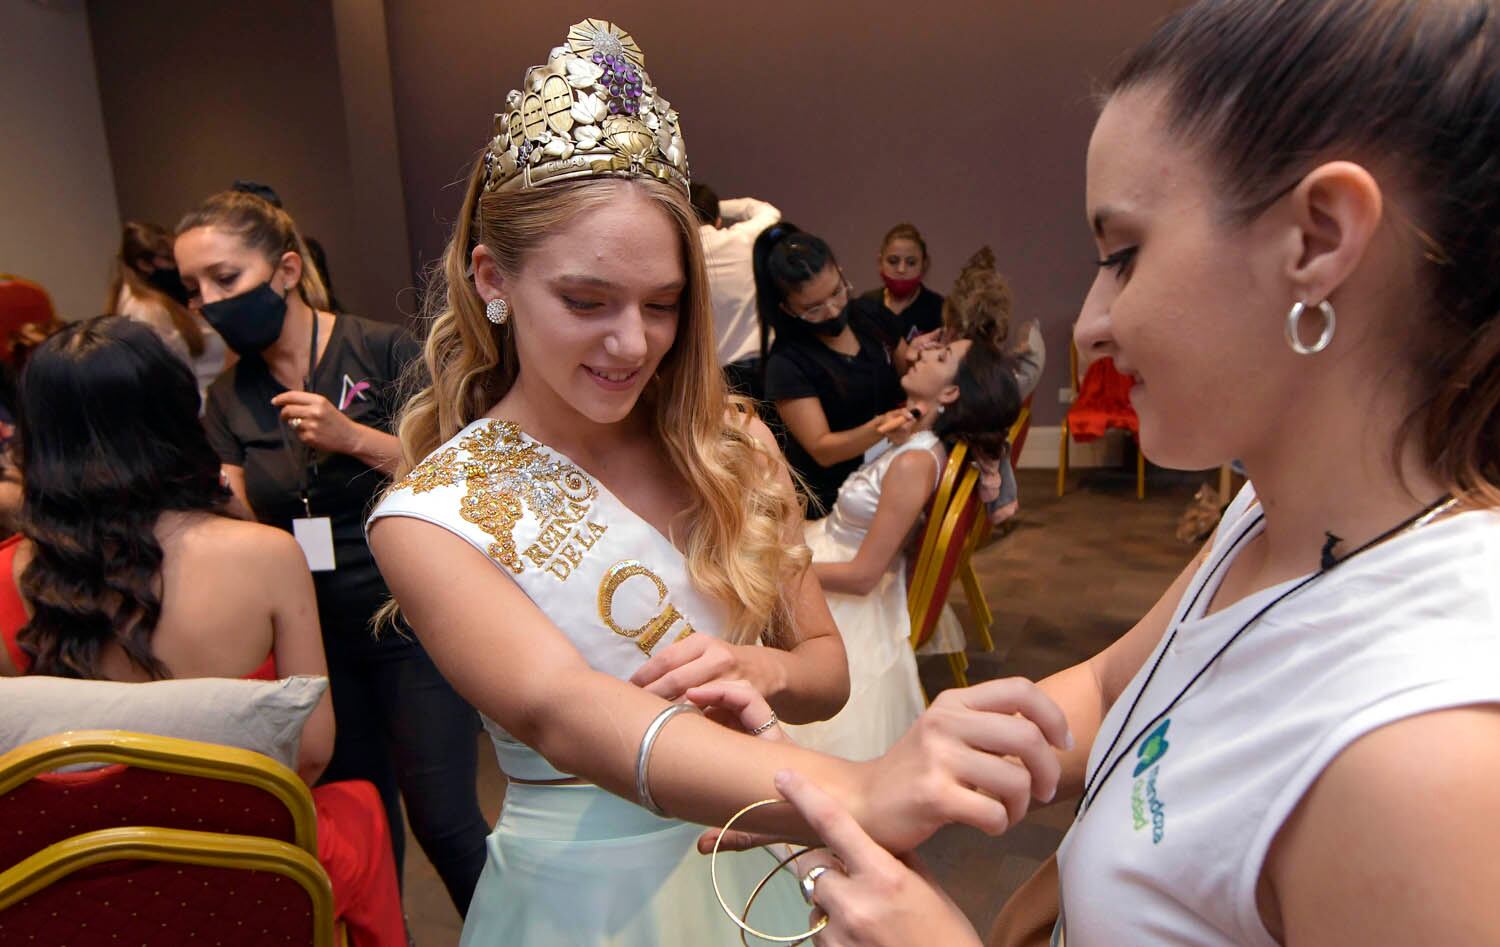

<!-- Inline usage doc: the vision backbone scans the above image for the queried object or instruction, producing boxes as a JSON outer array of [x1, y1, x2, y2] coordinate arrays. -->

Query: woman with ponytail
[[759, 1, 1500, 943], [754, 224, 916, 517], [174, 186, 488, 914]]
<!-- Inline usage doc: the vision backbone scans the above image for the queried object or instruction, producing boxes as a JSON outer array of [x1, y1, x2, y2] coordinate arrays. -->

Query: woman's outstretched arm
[[370, 515, 1070, 851]]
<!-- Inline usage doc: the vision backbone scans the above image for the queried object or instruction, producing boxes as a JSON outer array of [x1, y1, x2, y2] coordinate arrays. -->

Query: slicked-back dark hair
[[1111, 0, 1500, 503], [752, 223, 842, 364]]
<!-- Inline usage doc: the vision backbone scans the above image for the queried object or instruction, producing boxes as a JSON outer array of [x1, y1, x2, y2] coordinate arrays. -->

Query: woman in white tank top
[[769, 2, 1500, 944]]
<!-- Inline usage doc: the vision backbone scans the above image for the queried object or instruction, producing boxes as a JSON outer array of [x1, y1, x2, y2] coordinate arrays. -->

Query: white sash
[[368, 419, 730, 778]]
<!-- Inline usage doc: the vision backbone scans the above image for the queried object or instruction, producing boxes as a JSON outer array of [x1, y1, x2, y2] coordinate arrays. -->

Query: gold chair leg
[[959, 565, 994, 649], [1136, 443, 1146, 500], [1057, 421, 1069, 497], [947, 651, 970, 689]]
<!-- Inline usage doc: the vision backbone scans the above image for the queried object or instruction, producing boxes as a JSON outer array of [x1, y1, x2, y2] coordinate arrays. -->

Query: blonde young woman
[[367, 19, 1071, 945]]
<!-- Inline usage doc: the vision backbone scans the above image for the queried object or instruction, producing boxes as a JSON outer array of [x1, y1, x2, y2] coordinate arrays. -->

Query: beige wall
[[1, 0, 121, 322], [383, 0, 1181, 423], [87, 0, 412, 324]]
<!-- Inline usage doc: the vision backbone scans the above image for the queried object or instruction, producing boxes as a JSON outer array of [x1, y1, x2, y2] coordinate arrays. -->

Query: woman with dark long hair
[[0, 316, 403, 946], [761, 1, 1500, 943]]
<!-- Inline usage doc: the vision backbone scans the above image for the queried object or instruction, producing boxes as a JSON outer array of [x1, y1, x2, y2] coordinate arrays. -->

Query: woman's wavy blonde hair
[[387, 162, 808, 647]]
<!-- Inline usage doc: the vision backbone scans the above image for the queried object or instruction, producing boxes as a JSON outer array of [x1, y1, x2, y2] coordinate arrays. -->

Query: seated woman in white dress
[[364, 19, 1070, 947], [788, 340, 1021, 760]]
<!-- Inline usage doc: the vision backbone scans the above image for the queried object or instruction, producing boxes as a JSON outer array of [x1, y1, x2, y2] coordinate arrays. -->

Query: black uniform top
[[203, 314, 419, 638], [854, 285, 946, 350], [763, 309, 905, 518]]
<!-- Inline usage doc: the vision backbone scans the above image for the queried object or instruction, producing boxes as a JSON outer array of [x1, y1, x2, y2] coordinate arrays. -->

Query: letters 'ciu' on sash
[[377, 420, 727, 679]]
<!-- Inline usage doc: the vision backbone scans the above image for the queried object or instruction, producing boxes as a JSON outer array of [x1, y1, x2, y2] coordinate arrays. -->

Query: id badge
[[292, 517, 337, 572]]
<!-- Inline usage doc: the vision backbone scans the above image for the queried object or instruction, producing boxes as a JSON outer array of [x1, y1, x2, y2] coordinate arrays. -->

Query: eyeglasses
[[783, 274, 852, 322]]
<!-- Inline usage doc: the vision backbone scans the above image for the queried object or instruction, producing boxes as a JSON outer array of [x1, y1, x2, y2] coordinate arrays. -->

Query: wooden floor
[[401, 465, 1211, 944]]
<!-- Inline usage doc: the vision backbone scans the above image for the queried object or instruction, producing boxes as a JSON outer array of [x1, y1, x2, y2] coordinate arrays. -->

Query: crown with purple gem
[[481, 19, 689, 195]]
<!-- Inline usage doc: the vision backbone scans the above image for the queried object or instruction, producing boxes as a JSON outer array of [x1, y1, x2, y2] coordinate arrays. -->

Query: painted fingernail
[[1063, 730, 1075, 751], [774, 769, 793, 791]]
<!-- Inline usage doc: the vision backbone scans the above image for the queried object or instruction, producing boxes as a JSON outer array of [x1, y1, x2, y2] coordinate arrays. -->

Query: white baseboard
[[1017, 425, 1126, 469]]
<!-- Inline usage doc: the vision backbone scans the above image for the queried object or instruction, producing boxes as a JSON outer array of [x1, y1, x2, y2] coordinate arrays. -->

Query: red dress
[[0, 534, 405, 947]]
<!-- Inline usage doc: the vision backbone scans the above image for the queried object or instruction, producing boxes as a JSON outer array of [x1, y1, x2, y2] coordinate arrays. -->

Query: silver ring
[[800, 865, 828, 905], [748, 712, 779, 736], [289, 417, 303, 429]]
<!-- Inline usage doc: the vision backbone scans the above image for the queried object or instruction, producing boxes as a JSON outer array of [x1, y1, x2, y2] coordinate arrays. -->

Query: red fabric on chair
[[0, 855, 321, 945], [0, 757, 403, 946], [1067, 357, 1138, 441], [0, 764, 298, 869], [909, 472, 983, 650], [1008, 397, 1035, 479]]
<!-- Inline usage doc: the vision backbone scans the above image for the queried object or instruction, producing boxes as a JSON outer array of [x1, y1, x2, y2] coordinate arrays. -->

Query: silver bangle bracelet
[[635, 702, 703, 816]]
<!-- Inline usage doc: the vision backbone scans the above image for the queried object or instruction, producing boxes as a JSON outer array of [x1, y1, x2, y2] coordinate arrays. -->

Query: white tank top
[[1056, 484, 1500, 945]]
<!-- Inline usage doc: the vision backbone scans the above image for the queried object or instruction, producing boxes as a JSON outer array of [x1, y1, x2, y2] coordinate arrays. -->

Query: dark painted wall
[[382, 0, 1182, 423], [87, 0, 1182, 421], [86, 0, 401, 322]]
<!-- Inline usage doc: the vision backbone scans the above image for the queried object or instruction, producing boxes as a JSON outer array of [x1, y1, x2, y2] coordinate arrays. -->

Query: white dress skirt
[[786, 433, 944, 760]]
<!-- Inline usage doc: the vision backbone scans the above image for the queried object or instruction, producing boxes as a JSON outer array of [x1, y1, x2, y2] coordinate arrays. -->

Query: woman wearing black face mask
[[108, 220, 230, 402], [755, 224, 912, 518], [174, 188, 490, 918]]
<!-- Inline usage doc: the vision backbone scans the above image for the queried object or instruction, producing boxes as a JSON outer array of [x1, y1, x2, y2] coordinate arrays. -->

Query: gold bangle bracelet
[[738, 844, 826, 947], [710, 798, 830, 945]]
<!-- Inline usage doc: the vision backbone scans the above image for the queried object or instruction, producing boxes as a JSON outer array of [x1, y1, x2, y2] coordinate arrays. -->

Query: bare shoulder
[[1267, 705, 1500, 944], [165, 513, 306, 577], [888, 444, 941, 487]]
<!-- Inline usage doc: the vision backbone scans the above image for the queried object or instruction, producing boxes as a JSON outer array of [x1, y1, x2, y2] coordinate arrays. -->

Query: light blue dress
[[370, 420, 809, 945]]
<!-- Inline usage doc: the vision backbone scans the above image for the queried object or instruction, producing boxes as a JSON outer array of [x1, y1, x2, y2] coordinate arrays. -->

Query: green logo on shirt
[[1133, 719, 1170, 776], [1129, 718, 1170, 844]]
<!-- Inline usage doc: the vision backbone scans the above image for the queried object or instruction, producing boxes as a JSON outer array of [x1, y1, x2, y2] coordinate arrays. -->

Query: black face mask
[[200, 281, 288, 356], [806, 307, 849, 337], [145, 266, 191, 307]]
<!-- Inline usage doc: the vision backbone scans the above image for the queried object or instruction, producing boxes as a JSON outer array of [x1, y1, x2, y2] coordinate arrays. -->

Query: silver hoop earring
[[1285, 300, 1335, 355], [485, 298, 510, 326]]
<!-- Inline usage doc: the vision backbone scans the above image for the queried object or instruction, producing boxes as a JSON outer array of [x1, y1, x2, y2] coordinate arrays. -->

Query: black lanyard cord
[[1075, 493, 1456, 819], [297, 308, 321, 516]]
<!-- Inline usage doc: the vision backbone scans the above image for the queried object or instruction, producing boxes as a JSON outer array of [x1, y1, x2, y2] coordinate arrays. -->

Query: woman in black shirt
[[755, 225, 914, 517], [853, 222, 945, 350], [175, 188, 487, 915]]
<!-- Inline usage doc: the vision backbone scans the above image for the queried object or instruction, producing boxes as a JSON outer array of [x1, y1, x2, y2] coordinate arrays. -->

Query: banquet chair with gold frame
[[1058, 340, 1146, 499], [908, 443, 986, 691], [0, 730, 343, 946]]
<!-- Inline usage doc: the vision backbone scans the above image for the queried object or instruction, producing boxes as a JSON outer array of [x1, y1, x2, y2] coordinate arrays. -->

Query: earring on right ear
[[1285, 299, 1335, 355], [485, 298, 510, 326]]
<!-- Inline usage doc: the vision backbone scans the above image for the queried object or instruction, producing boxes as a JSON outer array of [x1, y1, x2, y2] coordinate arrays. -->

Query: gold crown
[[481, 19, 689, 195]]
